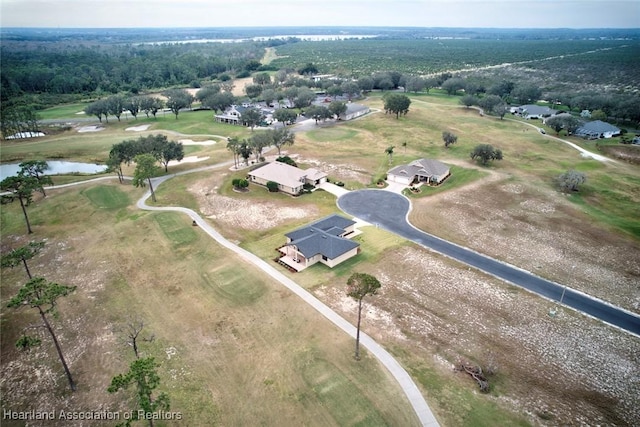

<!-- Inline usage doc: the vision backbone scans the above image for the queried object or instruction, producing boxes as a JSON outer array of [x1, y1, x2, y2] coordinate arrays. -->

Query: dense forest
[[1, 27, 639, 136]]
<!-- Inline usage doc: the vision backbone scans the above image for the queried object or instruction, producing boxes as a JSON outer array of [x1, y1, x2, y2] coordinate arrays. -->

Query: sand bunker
[[125, 124, 152, 132], [168, 156, 210, 166], [178, 139, 217, 146], [77, 126, 105, 133]]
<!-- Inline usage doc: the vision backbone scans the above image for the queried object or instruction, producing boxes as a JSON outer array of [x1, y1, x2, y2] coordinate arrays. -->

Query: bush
[[555, 170, 586, 193], [276, 156, 297, 167], [232, 178, 249, 190], [266, 181, 279, 192]]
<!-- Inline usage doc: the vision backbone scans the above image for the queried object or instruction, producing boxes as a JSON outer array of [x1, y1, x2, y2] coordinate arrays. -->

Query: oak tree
[[132, 154, 161, 202], [383, 93, 411, 119]]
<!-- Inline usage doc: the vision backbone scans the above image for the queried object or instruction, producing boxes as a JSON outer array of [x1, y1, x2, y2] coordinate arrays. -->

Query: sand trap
[[125, 124, 151, 132], [178, 139, 217, 146], [168, 155, 210, 166], [75, 111, 86, 115], [77, 125, 105, 133]]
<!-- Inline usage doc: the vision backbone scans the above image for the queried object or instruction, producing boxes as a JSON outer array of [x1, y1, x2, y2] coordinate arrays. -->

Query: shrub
[[266, 181, 279, 192], [555, 170, 586, 193], [276, 156, 297, 167]]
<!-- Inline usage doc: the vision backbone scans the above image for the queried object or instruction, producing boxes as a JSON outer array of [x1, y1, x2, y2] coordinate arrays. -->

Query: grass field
[[2, 89, 639, 426]]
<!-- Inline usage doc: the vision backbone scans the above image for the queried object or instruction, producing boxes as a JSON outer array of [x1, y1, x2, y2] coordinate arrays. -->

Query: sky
[[1, 0, 639, 29]]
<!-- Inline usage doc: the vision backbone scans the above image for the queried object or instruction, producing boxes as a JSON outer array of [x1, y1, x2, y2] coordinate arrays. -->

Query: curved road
[[134, 175, 440, 427], [338, 190, 640, 337]]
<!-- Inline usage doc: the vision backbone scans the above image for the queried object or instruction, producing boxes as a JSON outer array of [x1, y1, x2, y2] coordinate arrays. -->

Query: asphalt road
[[337, 189, 640, 337]]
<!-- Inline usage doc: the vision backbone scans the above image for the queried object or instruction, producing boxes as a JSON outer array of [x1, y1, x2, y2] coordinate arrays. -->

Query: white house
[[247, 161, 327, 195], [387, 158, 451, 186], [516, 105, 558, 120], [340, 103, 370, 121], [215, 105, 248, 125]]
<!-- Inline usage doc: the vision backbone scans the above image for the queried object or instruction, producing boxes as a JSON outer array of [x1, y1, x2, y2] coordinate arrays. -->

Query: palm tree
[[385, 146, 395, 164]]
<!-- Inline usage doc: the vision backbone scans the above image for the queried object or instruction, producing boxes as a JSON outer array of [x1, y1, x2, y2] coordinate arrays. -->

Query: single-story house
[[516, 105, 558, 119], [340, 103, 370, 121], [247, 161, 327, 195], [278, 214, 360, 271], [574, 120, 621, 139], [387, 158, 451, 186]]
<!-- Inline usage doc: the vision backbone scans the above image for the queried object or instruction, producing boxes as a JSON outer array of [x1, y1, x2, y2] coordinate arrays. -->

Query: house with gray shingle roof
[[278, 214, 360, 271], [516, 105, 558, 119], [574, 120, 621, 139], [387, 158, 451, 186]]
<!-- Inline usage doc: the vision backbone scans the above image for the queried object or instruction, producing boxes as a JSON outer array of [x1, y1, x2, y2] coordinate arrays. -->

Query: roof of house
[[518, 105, 558, 116], [345, 103, 370, 115], [285, 214, 359, 259], [388, 158, 450, 178], [248, 161, 327, 189], [575, 120, 621, 134]]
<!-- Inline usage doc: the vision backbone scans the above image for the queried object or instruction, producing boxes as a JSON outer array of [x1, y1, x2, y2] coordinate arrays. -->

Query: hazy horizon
[[1, 0, 639, 30]]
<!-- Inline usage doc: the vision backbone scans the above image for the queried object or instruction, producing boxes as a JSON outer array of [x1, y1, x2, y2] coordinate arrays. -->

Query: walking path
[[134, 173, 440, 427]]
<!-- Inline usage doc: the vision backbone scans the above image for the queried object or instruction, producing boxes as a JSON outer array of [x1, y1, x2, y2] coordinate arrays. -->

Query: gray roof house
[[278, 214, 360, 271], [387, 158, 451, 186], [574, 120, 621, 139], [517, 105, 558, 119]]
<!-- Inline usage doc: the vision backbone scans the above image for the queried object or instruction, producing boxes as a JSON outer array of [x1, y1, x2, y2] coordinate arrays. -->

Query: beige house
[[247, 161, 327, 195], [387, 158, 450, 186], [278, 214, 360, 272]]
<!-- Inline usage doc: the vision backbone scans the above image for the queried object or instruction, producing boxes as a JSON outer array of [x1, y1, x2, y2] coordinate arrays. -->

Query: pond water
[[0, 161, 108, 180]]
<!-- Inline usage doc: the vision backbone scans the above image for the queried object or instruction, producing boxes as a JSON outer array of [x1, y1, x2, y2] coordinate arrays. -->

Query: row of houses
[[513, 105, 622, 139], [215, 102, 370, 126]]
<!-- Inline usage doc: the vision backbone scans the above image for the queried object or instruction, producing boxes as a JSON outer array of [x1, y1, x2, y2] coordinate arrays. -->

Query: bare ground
[[185, 161, 640, 426]]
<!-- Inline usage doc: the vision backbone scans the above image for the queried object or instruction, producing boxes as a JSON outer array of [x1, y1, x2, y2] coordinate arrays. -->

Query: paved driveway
[[338, 189, 640, 336]]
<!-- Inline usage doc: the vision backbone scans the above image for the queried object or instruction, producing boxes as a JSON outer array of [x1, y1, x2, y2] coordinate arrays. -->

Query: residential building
[[387, 158, 451, 186], [278, 214, 360, 271], [516, 105, 558, 119], [574, 120, 621, 139], [247, 161, 327, 195]]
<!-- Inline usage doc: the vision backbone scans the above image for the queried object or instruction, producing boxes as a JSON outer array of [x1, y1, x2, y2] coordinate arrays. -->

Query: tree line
[[107, 134, 185, 182]]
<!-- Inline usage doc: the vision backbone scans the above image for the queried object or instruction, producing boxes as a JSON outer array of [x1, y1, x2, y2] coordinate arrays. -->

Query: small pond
[[0, 161, 108, 180]]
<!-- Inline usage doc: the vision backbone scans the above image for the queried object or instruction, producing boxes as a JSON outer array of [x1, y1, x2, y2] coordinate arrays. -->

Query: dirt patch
[[188, 158, 639, 425], [187, 177, 318, 230], [409, 175, 640, 313], [315, 244, 640, 426], [298, 157, 371, 184]]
